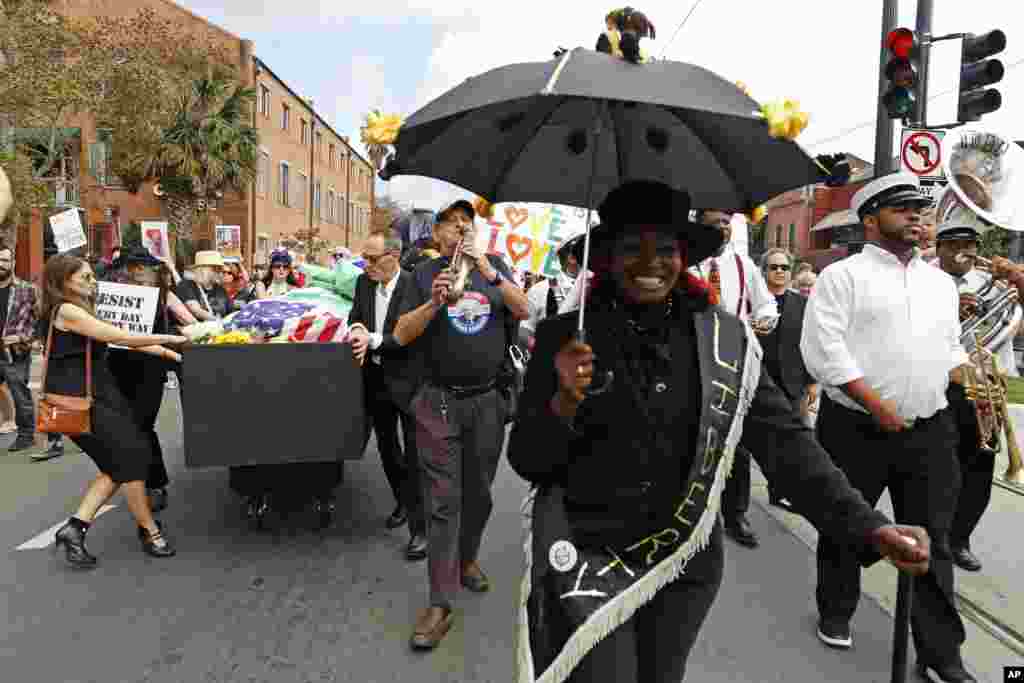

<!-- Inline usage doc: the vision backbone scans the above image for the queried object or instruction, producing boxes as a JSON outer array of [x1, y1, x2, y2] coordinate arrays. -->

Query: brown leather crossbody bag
[[36, 309, 92, 435]]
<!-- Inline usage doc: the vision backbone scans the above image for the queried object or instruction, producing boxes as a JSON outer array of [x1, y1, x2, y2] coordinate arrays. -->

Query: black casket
[[182, 343, 366, 468]]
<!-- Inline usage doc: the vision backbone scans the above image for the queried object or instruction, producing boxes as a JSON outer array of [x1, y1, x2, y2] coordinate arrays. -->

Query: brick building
[[11, 0, 374, 281]]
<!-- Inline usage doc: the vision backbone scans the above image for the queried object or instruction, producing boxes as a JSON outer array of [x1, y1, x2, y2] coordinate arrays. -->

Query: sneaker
[[0, 421, 17, 434], [8, 435, 36, 453], [31, 441, 64, 461], [817, 619, 852, 649]]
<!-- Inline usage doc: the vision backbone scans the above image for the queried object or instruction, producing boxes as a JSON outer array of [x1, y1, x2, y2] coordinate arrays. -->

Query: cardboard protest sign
[[140, 221, 169, 259], [49, 208, 87, 253], [474, 204, 592, 277], [95, 282, 159, 341], [216, 225, 242, 256]]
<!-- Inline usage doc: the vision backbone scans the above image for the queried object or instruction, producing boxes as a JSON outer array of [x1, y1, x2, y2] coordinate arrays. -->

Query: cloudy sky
[[178, 0, 1022, 210]]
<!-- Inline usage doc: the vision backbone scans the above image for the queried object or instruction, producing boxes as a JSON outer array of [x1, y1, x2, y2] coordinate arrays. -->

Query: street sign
[[900, 128, 945, 180]]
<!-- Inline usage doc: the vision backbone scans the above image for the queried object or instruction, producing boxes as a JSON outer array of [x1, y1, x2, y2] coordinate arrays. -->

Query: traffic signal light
[[882, 28, 920, 120], [959, 30, 1006, 122]]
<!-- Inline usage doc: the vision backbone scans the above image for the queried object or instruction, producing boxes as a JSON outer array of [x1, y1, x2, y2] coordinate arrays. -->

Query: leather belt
[[435, 379, 496, 400]]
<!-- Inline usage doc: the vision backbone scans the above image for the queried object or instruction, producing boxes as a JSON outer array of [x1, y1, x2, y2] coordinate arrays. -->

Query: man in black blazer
[[759, 248, 817, 511], [348, 232, 427, 561]]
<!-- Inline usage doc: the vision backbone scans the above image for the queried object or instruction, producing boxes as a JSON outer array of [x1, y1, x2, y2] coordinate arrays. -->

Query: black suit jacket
[[507, 308, 888, 562], [764, 290, 815, 405], [348, 270, 420, 410]]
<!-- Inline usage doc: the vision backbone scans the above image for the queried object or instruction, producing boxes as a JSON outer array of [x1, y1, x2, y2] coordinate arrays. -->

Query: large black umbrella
[[380, 47, 823, 212]]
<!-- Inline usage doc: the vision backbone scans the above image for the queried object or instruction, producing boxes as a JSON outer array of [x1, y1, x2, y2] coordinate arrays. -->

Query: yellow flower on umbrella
[[760, 99, 810, 141], [746, 204, 767, 224], [360, 109, 404, 170], [473, 196, 495, 219], [734, 80, 752, 97]]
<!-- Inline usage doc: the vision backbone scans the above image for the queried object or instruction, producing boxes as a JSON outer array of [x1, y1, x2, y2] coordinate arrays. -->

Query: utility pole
[[874, 0, 900, 175], [913, 0, 934, 126]]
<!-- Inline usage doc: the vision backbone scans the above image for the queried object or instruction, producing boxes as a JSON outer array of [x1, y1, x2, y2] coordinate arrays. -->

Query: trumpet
[[444, 220, 476, 304], [961, 338, 1024, 484]]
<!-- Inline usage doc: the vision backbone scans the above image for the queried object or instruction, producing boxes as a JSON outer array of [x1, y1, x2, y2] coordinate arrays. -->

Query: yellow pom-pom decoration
[[746, 204, 767, 224], [735, 80, 752, 97], [760, 99, 809, 141], [473, 197, 494, 219], [360, 109, 403, 146]]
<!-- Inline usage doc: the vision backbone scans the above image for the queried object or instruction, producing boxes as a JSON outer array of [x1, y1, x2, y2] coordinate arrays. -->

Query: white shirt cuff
[[369, 332, 384, 350]]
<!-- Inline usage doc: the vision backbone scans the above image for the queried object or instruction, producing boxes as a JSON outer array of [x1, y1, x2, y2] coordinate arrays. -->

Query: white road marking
[[16, 505, 118, 550]]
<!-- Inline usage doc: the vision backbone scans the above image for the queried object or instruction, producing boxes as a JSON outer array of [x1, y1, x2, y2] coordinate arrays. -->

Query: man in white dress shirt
[[801, 173, 974, 682], [935, 223, 1019, 575], [520, 235, 583, 350], [690, 209, 779, 549]]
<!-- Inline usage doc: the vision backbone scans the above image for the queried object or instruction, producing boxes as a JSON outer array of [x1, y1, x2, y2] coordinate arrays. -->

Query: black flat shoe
[[386, 505, 408, 529], [951, 547, 982, 572], [54, 521, 97, 569], [724, 517, 760, 548], [916, 660, 977, 682], [406, 533, 428, 562], [140, 524, 176, 558]]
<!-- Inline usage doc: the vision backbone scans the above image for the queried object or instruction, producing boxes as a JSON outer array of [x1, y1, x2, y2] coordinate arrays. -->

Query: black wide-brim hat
[[936, 224, 981, 243], [112, 246, 162, 270], [574, 180, 723, 265]]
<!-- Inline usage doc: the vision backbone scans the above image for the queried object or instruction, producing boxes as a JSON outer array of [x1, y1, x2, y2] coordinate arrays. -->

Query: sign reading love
[[476, 203, 593, 277]]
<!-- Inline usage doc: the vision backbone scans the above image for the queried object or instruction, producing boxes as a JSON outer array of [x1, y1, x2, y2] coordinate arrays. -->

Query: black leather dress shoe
[[951, 547, 982, 572], [916, 660, 977, 682], [406, 533, 428, 561], [724, 517, 759, 548], [386, 506, 408, 529]]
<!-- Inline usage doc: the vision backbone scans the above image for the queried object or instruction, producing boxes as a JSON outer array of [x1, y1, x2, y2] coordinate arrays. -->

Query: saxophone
[[445, 221, 476, 304]]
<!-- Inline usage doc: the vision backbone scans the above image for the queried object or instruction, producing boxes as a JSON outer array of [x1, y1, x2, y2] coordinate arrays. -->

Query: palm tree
[[150, 72, 259, 242]]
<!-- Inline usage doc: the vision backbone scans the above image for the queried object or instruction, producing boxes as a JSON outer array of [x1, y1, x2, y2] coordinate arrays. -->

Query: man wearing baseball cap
[[801, 172, 975, 681]]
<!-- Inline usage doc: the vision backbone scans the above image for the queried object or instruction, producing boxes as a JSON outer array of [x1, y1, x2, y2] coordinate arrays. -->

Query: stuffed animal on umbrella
[[596, 7, 656, 64]]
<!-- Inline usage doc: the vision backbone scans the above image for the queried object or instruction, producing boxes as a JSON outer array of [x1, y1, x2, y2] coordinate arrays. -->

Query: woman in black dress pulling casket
[[41, 255, 187, 568], [506, 181, 930, 683], [105, 247, 193, 514]]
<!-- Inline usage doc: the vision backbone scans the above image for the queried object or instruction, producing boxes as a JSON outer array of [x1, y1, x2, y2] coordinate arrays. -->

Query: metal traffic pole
[[892, 572, 915, 683]]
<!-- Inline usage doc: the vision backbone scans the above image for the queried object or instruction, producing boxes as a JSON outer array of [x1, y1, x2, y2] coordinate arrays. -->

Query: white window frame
[[281, 103, 290, 132], [259, 84, 271, 117], [257, 149, 270, 196], [301, 119, 309, 145], [327, 188, 335, 222], [296, 171, 307, 210], [313, 180, 321, 218]]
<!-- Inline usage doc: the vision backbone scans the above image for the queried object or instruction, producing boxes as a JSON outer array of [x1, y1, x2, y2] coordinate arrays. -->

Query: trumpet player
[[937, 225, 1020, 574], [801, 173, 975, 682], [393, 199, 529, 650], [690, 209, 778, 549]]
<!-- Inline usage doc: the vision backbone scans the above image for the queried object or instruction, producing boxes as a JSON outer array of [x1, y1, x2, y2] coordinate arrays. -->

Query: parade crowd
[[7, 171, 1021, 683]]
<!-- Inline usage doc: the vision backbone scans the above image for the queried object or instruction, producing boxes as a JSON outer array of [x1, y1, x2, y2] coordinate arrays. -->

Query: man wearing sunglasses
[[759, 248, 816, 510]]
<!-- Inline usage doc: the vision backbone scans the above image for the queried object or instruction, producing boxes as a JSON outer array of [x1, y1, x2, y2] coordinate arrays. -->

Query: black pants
[[107, 352, 170, 490], [720, 446, 750, 523], [815, 395, 965, 667], [567, 526, 724, 683], [364, 367, 424, 535], [0, 354, 35, 440], [947, 383, 994, 550]]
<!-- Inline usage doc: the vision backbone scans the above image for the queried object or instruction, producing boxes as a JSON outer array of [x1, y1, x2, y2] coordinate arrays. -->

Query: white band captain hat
[[850, 172, 932, 220]]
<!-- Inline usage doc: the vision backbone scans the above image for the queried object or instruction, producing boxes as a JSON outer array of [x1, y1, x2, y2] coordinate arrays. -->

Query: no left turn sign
[[901, 128, 944, 180]]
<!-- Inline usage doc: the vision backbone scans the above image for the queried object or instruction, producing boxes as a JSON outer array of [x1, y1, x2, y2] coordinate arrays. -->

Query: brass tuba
[[939, 128, 1024, 484]]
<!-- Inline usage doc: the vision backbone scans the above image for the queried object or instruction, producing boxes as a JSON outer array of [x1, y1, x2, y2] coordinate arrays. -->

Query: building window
[[789, 223, 796, 251], [281, 104, 290, 132], [259, 84, 271, 118], [337, 195, 344, 225], [328, 144, 335, 169], [315, 132, 322, 159], [301, 119, 309, 145], [257, 236, 270, 259], [775, 225, 782, 246], [314, 181, 321, 219], [297, 172, 307, 210], [257, 151, 269, 195], [89, 129, 122, 188], [327, 189, 335, 222], [278, 162, 290, 206]]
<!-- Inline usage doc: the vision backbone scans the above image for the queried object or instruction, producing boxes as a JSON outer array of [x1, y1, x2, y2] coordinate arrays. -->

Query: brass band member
[[936, 224, 1020, 573], [510, 180, 929, 683], [801, 173, 974, 682]]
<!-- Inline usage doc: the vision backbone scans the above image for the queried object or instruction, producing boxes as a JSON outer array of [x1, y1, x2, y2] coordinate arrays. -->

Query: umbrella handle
[[891, 573, 914, 683], [576, 328, 614, 396]]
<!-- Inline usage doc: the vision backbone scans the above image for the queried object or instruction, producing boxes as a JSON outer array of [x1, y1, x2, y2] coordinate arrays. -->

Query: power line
[[658, 0, 705, 59], [807, 55, 1024, 149]]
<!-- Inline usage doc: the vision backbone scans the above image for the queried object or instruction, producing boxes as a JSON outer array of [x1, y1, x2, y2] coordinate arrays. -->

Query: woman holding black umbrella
[[507, 180, 931, 683]]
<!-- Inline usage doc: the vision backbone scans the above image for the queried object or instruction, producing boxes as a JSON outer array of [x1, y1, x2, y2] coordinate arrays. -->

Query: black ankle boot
[[139, 523, 176, 558], [54, 520, 98, 569]]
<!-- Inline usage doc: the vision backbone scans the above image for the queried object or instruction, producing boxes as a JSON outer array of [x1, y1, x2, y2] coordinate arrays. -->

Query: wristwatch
[[488, 271, 503, 287]]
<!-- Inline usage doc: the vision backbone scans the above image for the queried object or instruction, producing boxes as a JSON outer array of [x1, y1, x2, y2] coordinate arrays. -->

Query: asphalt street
[[1, 386, 931, 683]]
